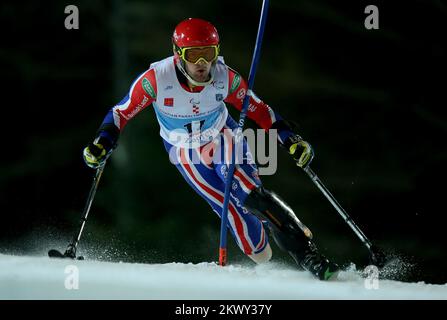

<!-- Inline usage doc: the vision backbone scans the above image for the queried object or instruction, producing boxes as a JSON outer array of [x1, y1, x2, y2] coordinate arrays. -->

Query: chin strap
[[175, 58, 216, 87]]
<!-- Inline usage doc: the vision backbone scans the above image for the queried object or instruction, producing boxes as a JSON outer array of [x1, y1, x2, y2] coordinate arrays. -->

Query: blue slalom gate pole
[[219, 0, 270, 266]]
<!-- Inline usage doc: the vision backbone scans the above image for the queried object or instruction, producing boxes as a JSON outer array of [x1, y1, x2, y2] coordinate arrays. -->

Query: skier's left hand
[[82, 135, 114, 169], [285, 134, 314, 168], [83, 142, 107, 169]]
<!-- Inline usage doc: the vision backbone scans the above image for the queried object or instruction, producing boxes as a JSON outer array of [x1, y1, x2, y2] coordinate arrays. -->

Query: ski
[[48, 248, 84, 260], [48, 249, 66, 258]]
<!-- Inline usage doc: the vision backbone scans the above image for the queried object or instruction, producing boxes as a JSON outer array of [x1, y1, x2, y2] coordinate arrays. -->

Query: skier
[[83, 18, 340, 280]]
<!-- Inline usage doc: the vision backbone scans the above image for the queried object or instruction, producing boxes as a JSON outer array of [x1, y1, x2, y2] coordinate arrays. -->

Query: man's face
[[184, 60, 212, 83]]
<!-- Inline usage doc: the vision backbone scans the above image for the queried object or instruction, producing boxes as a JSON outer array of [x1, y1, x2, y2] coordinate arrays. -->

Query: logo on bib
[[164, 98, 174, 107], [215, 93, 223, 102], [189, 98, 200, 114], [193, 105, 200, 114], [212, 80, 225, 89]]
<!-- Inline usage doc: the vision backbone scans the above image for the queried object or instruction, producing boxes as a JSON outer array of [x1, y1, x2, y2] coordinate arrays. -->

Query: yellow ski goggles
[[175, 45, 220, 64]]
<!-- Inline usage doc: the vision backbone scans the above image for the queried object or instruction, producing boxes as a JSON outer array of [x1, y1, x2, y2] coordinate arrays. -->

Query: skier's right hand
[[83, 140, 108, 169]]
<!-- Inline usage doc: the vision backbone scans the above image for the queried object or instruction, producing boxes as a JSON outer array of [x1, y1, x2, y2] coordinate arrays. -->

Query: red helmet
[[172, 18, 220, 48]]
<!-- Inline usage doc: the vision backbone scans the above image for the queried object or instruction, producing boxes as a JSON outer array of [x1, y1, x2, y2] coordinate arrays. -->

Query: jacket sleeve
[[95, 69, 157, 150], [224, 68, 295, 145]]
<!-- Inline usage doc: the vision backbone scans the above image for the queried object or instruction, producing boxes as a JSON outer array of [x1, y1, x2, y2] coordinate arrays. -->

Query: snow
[[0, 254, 446, 299]]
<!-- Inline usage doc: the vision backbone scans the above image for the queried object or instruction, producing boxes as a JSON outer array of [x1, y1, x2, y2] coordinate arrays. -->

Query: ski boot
[[299, 243, 340, 281], [244, 186, 341, 281], [273, 230, 340, 280]]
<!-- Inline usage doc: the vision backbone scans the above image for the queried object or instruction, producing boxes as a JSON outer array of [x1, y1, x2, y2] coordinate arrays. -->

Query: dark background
[[1, 0, 446, 284]]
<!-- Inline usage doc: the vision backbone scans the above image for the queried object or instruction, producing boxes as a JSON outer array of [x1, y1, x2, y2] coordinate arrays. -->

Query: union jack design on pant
[[163, 116, 268, 255]]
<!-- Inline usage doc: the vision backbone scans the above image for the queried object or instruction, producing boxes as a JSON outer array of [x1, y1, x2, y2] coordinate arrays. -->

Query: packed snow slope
[[0, 254, 446, 299]]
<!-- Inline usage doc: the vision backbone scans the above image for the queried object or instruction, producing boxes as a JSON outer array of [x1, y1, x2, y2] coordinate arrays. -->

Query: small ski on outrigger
[[48, 245, 84, 260], [48, 160, 107, 260]]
